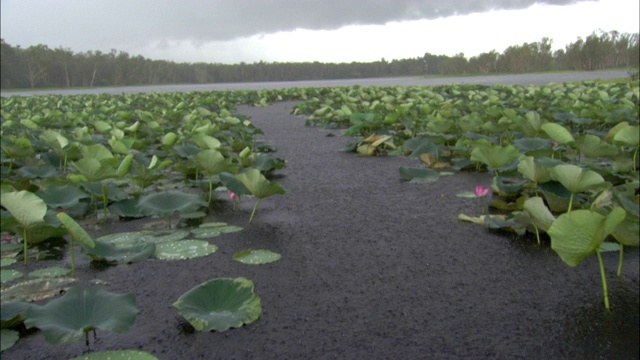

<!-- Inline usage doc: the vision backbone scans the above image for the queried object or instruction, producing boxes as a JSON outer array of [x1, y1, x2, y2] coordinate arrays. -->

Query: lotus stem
[[101, 183, 108, 220], [596, 249, 610, 311], [633, 146, 638, 172], [208, 180, 213, 205], [248, 199, 260, 224], [533, 224, 541, 245], [70, 234, 75, 278], [617, 245, 624, 278], [567, 193, 574, 213], [23, 228, 28, 265]]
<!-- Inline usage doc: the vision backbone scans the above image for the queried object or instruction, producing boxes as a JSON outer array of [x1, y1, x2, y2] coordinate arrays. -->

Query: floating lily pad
[[0, 269, 23, 284], [191, 223, 243, 238], [28, 266, 71, 279], [96, 229, 190, 248], [68, 350, 159, 360], [155, 240, 218, 260], [138, 191, 207, 218], [232, 249, 281, 265], [0, 277, 76, 303], [82, 240, 156, 265], [456, 191, 480, 198], [0, 259, 16, 267], [173, 277, 261, 332]]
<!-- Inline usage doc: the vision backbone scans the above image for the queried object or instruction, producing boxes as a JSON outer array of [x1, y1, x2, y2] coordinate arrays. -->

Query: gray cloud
[[2, 0, 586, 49]]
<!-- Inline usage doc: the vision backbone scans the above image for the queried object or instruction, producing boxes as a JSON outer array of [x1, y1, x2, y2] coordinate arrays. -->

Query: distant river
[[0, 69, 631, 97]]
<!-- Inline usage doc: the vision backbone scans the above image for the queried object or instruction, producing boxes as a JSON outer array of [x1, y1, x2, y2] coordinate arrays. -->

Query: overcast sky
[[1, 0, 638, 64]]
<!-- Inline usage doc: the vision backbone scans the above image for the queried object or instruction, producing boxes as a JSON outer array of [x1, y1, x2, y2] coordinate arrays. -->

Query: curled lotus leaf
[[173, 277, 261, 332]]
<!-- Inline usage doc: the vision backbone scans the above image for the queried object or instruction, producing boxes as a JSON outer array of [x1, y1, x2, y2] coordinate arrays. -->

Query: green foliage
[[24, 286, 138, 346], [173, 277, 261, 332]]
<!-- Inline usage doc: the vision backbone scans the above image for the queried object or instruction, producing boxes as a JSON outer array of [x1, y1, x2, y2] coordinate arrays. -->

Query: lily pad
[[68, 350, 159, 360], [138, 191, 207, 218], [155, 240, 218, 260], [1, 277, 77, 303], [82, 240, 156, 265], [399, 167, 440, 183], [28, 266, 71, 279], [0, 259, 16, 267], [232, 249, 282, 265], [173, 277, 261, 332], [24, 286, 138, 345], [0, 269, 23, 284]]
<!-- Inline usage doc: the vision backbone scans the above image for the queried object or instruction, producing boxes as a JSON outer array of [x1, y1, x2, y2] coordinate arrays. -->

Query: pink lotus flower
[[228, 190, 237, 201], [475, 185, 490, 197]]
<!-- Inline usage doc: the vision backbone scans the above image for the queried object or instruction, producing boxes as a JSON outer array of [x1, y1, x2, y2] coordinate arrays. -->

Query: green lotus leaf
[[549, 164, 608, 194], [116, 154, 134, 178], [540, 122, 575, 145], [37, 184, 89, 210], [1, 277, 76, 303], [194, 149, 238, 176], [80, 144, 114, 161], [0, 269, 23, 284], [24, 286, 138, 345], [402, 136, 438, 158], [512, 138, 553, 155], [70, 158, 117, 182], [108, 198, 147, 218], [162, 132, 179, 146], [612, 215, 639, 247], [470, 144, 519, 170], [81, 240, 155, 265], [1, 300, 30, 328], [612, 125, 639, 147], [138, 191, 207, 218], [173, 277, 261, 332], [522, 197, 556, 232], [68, 350, 159, 360], [232, 249, 281, 265], [252, 153, 285, 172], [219, 172, 252, 197], [1, 259, 16, 267], [235, 168, 286, 200], [191, 134, 221, 150], [39, 130, 69, 153], [517, 156, 551, 183], [399, 167, 440, 183], [549, 208, 626, 267], [1, 329, 19, 352], [1, 191, 47, 230], [28, 266, 71, 279], [17, 164, 58, 179], [575, 134, 618, 158], [56, 212, 95, 249], [154, 240, 218, 260]]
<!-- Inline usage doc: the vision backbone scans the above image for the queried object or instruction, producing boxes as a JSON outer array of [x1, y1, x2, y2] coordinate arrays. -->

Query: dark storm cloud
[[1, 0, 588, 48], [138, 0, 586, 41]]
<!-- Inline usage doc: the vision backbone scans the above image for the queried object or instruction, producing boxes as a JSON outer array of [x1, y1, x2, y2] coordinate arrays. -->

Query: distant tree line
[[1, 29, 638, 89]]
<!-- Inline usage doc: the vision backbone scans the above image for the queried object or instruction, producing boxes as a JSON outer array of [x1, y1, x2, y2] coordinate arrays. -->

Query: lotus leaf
[[138, 191, 207, 218], [1, 259, 16, 267], [173, 277, 261, 332], [549, 208, 625, 267], [68, 350, 159, 360], [232, 249, 282, 265], [1, 269, 23, 284], [549, 164, 608, 194], [1, 277, 76, 303], [575, 134, 618, 158], [81, 240, 155, 265], [612, 125, 639, 147], [1, 329, 19, 352], [517, 156, 551, 183], [399, 167, 440, 183], [28, 266, 71, 279], [24, 286, 138, 345], [37, 184, 90, 210], [522, 197, 556, 232], [1, 300, 30, 328], [222, 168, 286, 223], [154, 240, 218, 260], [1, 191, 49, 263], [470, 144, 519, 172], [17, 164, 58, 179], [540, 122, 575, 145]]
